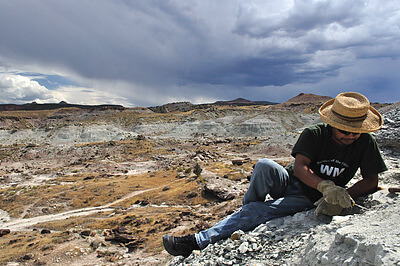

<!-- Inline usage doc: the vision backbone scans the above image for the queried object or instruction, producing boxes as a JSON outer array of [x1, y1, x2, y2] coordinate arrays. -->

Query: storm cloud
[[0, 0, 399, 106]]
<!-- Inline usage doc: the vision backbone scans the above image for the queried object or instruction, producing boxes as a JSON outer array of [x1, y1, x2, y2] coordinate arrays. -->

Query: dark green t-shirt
[[291, 123, 387, 202]]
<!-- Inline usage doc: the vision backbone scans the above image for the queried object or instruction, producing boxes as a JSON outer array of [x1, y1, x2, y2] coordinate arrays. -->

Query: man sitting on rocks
[[163, 92, 387, 257]]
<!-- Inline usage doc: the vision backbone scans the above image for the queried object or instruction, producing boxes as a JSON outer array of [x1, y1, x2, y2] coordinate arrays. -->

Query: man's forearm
[[294, 154, 324, 189], [294, 165, 323, 189], [347, 174, 378, 198]]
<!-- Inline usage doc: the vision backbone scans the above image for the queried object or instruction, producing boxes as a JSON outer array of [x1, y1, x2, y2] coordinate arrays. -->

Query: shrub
[[193, 163, 202, 178]]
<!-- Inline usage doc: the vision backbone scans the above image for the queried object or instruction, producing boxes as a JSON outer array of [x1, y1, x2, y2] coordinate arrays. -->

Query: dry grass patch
[[205, 160, 256, 181], [0, 230, 74, 264], [0, 169, 181, 218], [34, 206, 197, 253], [102, 109, 190, 126], [0, 109, 53, 119], [27, 176, 214, 254], [0, 170, 216, 256], [111, 177, 208, 209]]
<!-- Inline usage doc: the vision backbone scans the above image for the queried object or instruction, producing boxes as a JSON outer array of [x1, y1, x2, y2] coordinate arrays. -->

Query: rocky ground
[[169, 154, 400, 265], [169, 102, 400, 266], [0, 96, 398, 265]]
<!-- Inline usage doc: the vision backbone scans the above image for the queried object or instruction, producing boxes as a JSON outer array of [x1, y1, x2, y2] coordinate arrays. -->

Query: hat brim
[[319, 99, 383, 133]]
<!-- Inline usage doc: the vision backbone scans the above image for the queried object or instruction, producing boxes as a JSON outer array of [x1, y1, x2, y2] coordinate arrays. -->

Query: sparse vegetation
[[193, 162, 202, 178]]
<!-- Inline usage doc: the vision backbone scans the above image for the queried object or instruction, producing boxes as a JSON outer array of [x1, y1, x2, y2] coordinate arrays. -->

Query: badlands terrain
[[0, 93, 399, 265]]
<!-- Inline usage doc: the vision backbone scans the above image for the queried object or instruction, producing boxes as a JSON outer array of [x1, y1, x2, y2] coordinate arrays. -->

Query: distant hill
[[270, 93, 333, 113], [214, 98, 278, 106], [148, 102, 195, 113], [148, 98, 278, 113], [283, 93, 332, 104], [0, 101, 125, 111]]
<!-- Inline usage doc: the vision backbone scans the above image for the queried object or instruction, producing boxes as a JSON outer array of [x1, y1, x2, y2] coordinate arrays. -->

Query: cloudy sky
[[0, 0, 399, 107]]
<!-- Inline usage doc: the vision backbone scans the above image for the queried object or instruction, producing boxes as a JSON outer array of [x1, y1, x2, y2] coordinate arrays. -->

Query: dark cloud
[[181, 56, 307, 87], [0, 0, 399, 105]]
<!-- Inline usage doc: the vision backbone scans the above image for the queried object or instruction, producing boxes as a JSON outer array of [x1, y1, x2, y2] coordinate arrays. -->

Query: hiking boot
[[162, 234, 200, 257]]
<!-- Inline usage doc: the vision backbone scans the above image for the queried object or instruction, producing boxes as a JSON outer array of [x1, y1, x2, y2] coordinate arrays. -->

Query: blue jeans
[[195, 158, 314, 249]]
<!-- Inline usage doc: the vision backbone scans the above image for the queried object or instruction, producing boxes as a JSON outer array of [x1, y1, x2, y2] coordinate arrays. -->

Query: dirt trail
[[0, 179, 180, 231], [105, 179, 180, 207]]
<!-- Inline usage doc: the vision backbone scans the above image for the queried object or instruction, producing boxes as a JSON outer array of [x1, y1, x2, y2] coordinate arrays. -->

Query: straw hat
[[318, 92, 383, 133]]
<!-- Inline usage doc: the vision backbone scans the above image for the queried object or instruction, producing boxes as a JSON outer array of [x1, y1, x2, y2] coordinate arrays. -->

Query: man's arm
[[347, 173, 378, 198], [293, 153, 324, 189]]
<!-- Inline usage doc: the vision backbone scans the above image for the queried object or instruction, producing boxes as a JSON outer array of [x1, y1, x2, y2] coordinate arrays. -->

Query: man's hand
[[317, 180, 353, 208], [314, 198, 343, 216]]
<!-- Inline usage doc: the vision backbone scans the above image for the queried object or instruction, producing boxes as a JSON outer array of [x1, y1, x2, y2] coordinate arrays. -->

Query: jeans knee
[[255, 158, 281, 172]]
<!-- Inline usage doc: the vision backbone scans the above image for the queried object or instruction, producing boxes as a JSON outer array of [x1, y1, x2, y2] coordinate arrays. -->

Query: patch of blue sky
[[19, 72, 81, 90]]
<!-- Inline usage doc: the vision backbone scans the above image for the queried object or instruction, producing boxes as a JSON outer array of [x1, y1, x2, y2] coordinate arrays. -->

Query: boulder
[[203, 177, 237, 201]]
